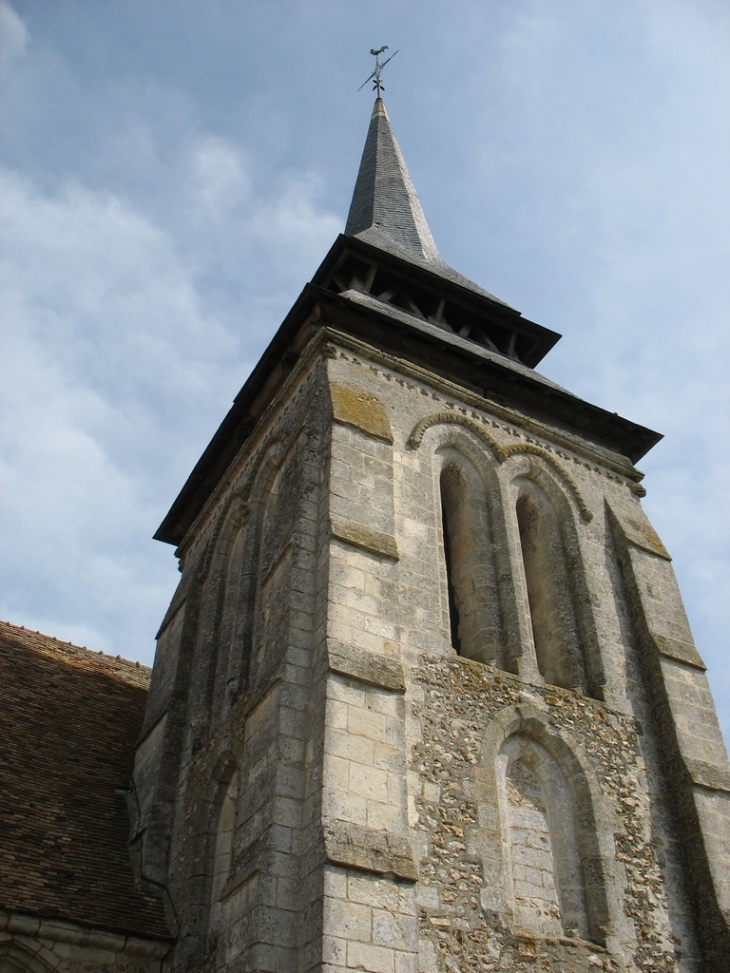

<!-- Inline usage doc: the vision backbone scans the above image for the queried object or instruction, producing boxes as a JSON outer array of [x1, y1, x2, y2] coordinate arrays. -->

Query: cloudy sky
[[1, 1, 728, 740]]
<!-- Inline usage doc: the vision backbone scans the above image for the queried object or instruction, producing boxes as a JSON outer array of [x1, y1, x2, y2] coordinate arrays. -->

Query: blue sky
[[1, 1, 728, 740]]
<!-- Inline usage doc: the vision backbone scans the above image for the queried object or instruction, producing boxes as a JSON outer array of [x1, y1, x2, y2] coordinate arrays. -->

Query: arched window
[[186, 504, 251, 752], [209, 768, 239, 931], [440, 464, 466, 655], [499, 734, 590, 941], [0, 943, 55, 973], [212, 515, 254, 718], [188, 446, 285, 747], [515, 483, 586, 692], [249, 464, 286, 685], [438, 450, 505, 668]]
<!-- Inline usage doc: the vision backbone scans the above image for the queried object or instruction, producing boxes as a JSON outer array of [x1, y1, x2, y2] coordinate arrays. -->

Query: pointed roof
[[153, 98, 662, 547], [345, 98, 512, 308], [345, 98, 440, 263]]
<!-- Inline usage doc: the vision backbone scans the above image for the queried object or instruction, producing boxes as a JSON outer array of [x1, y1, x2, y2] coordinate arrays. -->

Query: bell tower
[[129, 97, 730, 972]]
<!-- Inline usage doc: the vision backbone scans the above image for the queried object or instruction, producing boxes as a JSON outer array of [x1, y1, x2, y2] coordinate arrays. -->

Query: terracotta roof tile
[[0, 620, 170, 940]]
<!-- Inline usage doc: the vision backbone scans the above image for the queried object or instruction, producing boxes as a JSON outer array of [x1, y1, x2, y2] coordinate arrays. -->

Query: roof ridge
[[0, 618, 149, 671]]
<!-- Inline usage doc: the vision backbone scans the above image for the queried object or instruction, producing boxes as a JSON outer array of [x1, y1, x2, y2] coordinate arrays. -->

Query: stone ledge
[[222, 861, 261, 901], [655, 634, 706, 670], [685, 757, 730, 795], [619, 512, 671, 561], [328, 640, 405, 692], [324, 330, 639, 479], [330, 382, 393, 443], [330, 516, 399, 561], [323, 819, 417, 882]]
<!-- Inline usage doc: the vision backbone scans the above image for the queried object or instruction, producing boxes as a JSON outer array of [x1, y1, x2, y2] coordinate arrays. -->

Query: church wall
[[321, 395, 420, 971], [130, 329, 730, 973], [606, 508, 730, 963], [130, 348, 336, 973], [318, 337, 729, 972]]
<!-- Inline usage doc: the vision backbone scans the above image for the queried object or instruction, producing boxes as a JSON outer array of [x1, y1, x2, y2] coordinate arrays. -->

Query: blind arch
[[498, 732, 592, 940]]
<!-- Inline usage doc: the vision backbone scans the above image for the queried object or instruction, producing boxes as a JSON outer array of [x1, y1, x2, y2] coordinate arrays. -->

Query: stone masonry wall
[[411, 657, 680, 972], [319, 334, 729, 972], [132, 351, 334, 973], [132, 327, 730, 973], [0, 915, 168, 973]]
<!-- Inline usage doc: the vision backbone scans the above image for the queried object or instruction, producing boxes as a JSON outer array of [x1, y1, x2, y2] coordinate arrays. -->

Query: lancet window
[[208, 766, 239, 932], [214, 451, 284, 714], [438, 447, 505, 668], [184, 448, 284, 755], [210, 517, 252, 720], [514, 481, 587, 693]]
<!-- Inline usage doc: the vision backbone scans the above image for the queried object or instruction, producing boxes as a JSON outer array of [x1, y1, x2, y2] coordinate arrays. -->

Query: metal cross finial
[[358, 46, 399, 95]]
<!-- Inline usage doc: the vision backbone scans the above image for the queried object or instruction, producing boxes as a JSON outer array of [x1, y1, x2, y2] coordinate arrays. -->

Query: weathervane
[[358, 46, 399, 96]]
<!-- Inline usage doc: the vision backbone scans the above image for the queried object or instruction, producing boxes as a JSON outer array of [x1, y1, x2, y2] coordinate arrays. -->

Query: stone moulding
[[327, 639, 405, 693], [684, 756, 730, 795], [605, 500, 705, 670], [408, 411, 593, 522], [615, 509, 671, 560], [330, 515, 399, 561], [653, 633, 707, 670], [322, 819, 417, 881], [0, 909, 171, 958], [408, 410, 503, 456], [325, 332, 642, 481], [220, 845, 263, 902], [0, 941, 56, 973]]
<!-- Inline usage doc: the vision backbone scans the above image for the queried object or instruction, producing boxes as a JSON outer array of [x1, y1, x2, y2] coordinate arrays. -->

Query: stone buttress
[[129, 98, 730, 973]]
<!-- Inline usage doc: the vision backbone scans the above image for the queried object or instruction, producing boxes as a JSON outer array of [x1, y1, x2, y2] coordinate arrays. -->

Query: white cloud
[[0, 1, 28, 63], [432, 0, 730, 740], [191, 134, 252, 220], [1, 0, 727, 743], [0, 166, 224, 658], [0, 141, 340, 663]]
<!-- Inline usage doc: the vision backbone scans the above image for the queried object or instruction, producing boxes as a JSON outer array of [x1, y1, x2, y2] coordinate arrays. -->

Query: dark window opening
[[441, 493, 462, 655]]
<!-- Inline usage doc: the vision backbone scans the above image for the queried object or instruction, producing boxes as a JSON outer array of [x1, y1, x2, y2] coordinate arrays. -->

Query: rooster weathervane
[[358, 46, 399, 96]]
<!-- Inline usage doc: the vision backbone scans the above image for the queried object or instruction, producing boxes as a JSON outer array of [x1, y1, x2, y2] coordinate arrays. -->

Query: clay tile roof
[[0, 620, 170, 941]]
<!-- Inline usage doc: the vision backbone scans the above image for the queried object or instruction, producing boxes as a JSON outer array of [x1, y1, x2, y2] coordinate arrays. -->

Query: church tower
[[129, 97, 730, 972]]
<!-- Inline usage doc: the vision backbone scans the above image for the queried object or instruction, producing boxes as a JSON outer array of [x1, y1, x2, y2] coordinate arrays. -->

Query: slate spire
[[345, 98, 441, 265], [344, 97, 514, 308]]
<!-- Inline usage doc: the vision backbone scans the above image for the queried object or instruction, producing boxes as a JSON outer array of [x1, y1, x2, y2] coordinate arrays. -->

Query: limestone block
[[330, 381, 394, 444]]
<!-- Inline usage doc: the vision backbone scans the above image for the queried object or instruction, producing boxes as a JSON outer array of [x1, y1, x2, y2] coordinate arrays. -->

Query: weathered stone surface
[[331, 381, 394, 443], [129, 332, 730, 972], [323, 819, 417, 881], [0, 911, 169, 973], [331, 515, 399, 560], [328, 639, 406, 692]]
